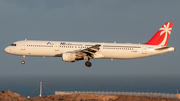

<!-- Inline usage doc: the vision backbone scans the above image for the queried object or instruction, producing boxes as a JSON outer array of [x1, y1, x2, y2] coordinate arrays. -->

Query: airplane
[[4, 22, 175, 67]]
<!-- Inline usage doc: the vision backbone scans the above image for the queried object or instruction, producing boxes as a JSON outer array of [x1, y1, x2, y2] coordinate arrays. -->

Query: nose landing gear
[[21, 55, 25, 64], [21, 61, 25, 64]]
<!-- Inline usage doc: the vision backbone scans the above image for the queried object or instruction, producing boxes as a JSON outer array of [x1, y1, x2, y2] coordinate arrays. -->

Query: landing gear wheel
[[21, 61, 25, 64], [21, 55, 26, 64], [85, 61, 92, 67]]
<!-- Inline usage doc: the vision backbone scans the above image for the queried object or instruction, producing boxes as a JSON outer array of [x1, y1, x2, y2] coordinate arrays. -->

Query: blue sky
[[0, 0, 180, 75]]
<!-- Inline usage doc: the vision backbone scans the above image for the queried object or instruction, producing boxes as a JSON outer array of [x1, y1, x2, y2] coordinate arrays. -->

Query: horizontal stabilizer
[[155, 47, 171, 50], [155, 47, 175, 53]]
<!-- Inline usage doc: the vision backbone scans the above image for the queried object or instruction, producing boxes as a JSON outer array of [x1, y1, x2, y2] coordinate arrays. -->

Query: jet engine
[[62, 53, 83, 62]]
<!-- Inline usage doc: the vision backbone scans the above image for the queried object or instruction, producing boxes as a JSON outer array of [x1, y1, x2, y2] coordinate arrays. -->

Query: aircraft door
[[21, 41, 26, 50], [142, 46, 147, 54], [55, 43, 59, 51]]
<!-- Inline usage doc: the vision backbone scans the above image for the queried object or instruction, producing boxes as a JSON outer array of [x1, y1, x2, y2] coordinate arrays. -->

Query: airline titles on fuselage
[[60, 42, 83, 46]]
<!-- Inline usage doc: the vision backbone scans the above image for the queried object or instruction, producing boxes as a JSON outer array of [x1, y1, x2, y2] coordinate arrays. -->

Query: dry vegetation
[[0, 91, 180, 101]]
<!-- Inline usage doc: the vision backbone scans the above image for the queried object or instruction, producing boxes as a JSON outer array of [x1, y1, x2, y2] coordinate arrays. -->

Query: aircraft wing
[[79, 44, 101, 53], [69, 44, 102, 59]]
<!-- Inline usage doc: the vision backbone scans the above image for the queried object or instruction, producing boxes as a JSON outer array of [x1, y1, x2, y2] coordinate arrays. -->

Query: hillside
[[0, 91, 180, 101]]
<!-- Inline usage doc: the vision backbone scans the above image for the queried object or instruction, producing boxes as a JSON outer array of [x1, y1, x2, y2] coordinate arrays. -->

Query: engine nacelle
[[62, 53, 83, 62]]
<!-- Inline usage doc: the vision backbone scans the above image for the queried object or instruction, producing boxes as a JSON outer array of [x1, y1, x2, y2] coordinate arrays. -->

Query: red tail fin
[[144, 22, 173, 46]]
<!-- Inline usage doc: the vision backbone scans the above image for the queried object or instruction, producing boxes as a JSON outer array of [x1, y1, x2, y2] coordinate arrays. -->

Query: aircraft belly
[[101, 49, 143, 59], [18, 48, 57, 57]]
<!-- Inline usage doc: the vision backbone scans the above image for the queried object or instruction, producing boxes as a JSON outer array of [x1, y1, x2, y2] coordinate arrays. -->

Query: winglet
[[144, 22, 173, 46]]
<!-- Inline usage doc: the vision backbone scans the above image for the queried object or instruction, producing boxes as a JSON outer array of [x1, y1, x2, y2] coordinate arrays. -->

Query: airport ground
[[0, 91, 180, 101]]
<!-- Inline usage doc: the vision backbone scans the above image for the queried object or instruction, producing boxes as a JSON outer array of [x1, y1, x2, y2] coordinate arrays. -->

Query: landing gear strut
[[85, 61, 92, 67], [84, 56, 92, 67], [21, 55, 25, 64]]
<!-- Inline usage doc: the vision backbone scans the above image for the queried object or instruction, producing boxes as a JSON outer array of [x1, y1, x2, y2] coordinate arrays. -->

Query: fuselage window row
[[26, 44, 133, 50], [27, 45, 53, 47], [103, 47, 133, 50], [59, 46, 90, 49], [26, 44, 134, 50]]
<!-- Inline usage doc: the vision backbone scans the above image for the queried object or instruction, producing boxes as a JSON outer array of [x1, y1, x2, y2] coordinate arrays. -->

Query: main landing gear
[[85, 61, 92, 67], [84, 56, 92, 67], [21, 55, 25, 64]]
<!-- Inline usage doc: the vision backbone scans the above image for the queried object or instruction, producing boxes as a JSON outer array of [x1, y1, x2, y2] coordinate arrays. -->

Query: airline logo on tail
[[145, 22, 173, 46]]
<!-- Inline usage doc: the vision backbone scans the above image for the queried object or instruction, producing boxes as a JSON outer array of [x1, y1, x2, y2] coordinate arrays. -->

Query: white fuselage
[[4, 40, 175, 59]]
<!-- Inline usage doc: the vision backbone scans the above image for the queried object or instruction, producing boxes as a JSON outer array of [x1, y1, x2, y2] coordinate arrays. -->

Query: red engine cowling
[[62, 53, 83, 62]]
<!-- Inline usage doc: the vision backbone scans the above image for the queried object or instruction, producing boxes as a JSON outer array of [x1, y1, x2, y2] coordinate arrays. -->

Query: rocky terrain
[[0, 91, 180, 101]]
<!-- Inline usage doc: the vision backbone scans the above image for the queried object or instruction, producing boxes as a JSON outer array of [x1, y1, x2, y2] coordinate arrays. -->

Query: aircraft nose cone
[[4, 47, 11, 54]]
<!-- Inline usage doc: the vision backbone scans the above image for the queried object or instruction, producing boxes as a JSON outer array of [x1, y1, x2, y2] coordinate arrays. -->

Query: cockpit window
[[10, 44, 16, 46]]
